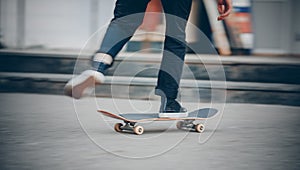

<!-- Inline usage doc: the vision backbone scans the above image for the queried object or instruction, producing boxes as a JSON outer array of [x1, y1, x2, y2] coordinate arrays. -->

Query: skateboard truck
[[176, 120, 205, 133], [114, 121, 144, 135]]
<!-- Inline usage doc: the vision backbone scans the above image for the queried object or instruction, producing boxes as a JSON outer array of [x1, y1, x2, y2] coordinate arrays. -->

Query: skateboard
[[98, 108, 218, 135]]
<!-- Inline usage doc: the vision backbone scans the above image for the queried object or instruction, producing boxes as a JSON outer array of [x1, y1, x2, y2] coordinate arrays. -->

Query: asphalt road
[[0, 93, 299, 170]]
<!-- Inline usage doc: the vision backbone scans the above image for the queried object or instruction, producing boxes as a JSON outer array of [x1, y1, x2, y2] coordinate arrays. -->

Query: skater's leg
[[92, 0, 151, 73], [65, 0, 150, 99], [156, 0, 192, 116], [96, 0, 151, 58]]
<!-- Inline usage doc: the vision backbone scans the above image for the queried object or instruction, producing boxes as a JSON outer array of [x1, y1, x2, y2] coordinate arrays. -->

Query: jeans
[[97, 0, 192, 99]]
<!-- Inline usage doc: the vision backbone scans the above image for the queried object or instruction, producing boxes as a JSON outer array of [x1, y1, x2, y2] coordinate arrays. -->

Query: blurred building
[[0, 0, 299, 55]]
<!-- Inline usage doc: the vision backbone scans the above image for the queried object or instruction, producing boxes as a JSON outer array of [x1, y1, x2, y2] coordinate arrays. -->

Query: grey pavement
[[0, 93, 300, 170]]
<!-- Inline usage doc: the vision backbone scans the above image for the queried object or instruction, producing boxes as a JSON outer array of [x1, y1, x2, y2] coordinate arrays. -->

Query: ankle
[[92, 61, 110, 74], [92, 53, 113, 74]]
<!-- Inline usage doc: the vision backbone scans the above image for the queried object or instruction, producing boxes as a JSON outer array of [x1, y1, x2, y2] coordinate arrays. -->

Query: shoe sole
[[158, 112, 188, 118]]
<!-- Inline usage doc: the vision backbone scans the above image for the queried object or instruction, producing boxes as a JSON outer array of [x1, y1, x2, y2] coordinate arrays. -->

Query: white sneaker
[[158, 112, 188, 118], [64, 70, 105, 99]]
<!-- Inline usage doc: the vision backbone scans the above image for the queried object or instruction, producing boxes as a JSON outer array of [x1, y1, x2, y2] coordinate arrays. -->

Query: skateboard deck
[[98, 108, 218, 135]]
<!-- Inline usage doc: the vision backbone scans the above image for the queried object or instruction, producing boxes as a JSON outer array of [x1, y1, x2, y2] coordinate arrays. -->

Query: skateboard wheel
[[176, 121, 184, 129], [114, 123, 123, 132], [133, 126, 144, 135], [195, 124, 205, 133]]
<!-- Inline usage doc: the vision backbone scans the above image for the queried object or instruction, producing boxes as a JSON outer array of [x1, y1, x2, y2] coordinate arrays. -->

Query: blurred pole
[[90, 0, 99, 35], [203, 0, 231, 55], [16, 0, 25, 49], [0, 0, 3, 48], [88, 0, 99, 50]]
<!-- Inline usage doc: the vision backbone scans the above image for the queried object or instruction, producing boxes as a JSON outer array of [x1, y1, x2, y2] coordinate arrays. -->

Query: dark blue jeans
[[97, 0, 192, 99]]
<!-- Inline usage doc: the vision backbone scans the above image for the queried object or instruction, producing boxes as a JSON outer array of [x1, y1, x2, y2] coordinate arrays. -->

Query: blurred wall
[[0, 0, 299, 55], [0, 0, 19, 47], [0, 0, 114, 49], [252, 0, 299, 55], [291, 0, 300, 54]]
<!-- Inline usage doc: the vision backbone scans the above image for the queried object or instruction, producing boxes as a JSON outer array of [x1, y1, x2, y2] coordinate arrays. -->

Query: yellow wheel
[[133, 125, 144, 135], [176, 121, 184, 129], [195, 124, 205, 133], [114, 123, 123, 132]]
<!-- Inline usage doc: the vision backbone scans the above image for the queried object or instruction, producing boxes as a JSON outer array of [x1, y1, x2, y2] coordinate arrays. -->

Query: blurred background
[[0, 0, 299, 55], [1, 2, 299, 169], [0, 0, 299, 106]]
